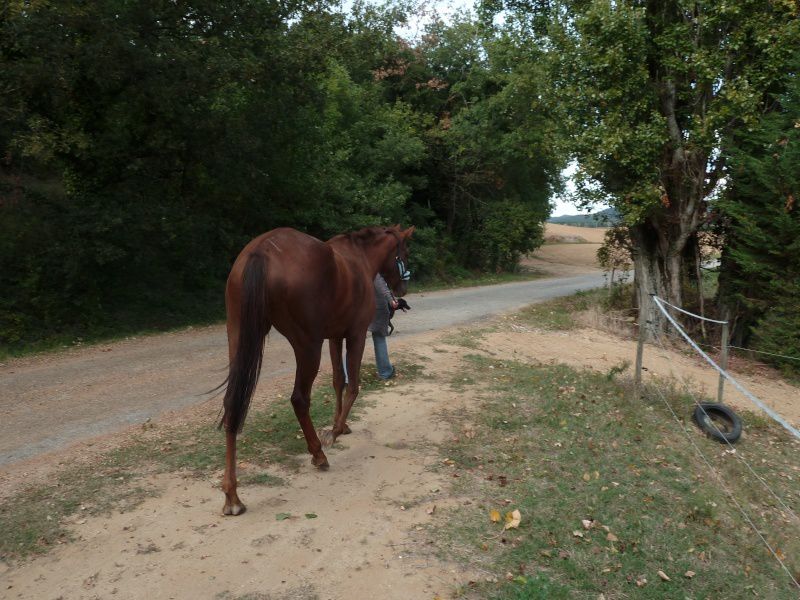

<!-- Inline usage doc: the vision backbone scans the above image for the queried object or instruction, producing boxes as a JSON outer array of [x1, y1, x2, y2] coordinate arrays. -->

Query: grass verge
[[0, 359, 424, 560], [515, 288, 609, 331], [433, 354, 800, 599], [407, 269, 545, 294], [0, 287, 225, 360], [2, 268, 545, 360]]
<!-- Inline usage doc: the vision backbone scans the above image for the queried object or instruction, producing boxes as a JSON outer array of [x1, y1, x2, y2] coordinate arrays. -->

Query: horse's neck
[[331, 235, 393, 277], [361, 236, 394, 276]]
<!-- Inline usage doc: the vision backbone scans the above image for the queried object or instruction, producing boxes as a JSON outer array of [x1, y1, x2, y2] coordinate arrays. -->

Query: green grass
[[434, 354, 800, 599], [0, 286, 225, 360], [408, 269, 544, 294], [515, 288, 608, 330], [0, 359, 424, 560]]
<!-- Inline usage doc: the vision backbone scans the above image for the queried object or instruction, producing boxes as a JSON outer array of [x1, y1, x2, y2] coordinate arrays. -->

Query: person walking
[[342, 273, 404, 383], [368, 273, 398, 380]]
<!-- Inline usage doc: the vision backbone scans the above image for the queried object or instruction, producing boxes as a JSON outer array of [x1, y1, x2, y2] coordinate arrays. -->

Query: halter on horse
[[219, 225, 414, 515]]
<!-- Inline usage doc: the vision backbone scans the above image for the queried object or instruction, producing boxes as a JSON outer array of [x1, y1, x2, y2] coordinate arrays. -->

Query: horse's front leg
[[328, 338, 352, 436], [222, 427, 246, 515], [323, 333, 365, 446]]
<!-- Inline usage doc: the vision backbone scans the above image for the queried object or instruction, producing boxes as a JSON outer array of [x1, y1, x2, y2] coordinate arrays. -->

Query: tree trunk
[[631, 222, 666, 333], [630, 218, 691, 337], [629, 77, 711, 336]]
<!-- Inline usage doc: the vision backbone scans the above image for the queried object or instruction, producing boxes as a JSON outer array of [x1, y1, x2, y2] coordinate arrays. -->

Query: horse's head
[[379, 225, 415, 298]]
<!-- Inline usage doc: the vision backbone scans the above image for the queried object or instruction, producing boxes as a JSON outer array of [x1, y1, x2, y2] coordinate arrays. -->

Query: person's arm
[[375, 275, 398, 309]]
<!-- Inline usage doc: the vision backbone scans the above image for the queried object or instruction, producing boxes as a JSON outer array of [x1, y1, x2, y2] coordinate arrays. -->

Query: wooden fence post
[[717, 311, 730, 404], [634, 295, 648, 399]]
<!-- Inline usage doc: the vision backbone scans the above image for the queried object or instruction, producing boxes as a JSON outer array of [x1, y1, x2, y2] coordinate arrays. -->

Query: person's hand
[[390, 300, 399, 310]]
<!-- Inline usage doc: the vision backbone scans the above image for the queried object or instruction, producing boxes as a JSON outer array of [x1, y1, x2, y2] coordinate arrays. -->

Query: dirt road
[[0, 272, 603, 467], [4, 236, 799, 600]]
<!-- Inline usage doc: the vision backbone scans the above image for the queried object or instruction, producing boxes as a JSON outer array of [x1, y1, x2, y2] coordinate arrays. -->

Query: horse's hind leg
[[222, 427, 245, 515], [291, 340, 329, 469], [221, 305, 247, 516], [328, 338, 351, 435]]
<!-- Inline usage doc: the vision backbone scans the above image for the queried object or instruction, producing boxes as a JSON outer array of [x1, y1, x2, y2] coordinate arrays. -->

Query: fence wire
[[640, 296, 800, 590]]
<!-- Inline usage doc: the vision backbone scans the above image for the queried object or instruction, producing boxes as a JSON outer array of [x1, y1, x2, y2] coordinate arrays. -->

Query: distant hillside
[[548, 207, 619, 227]]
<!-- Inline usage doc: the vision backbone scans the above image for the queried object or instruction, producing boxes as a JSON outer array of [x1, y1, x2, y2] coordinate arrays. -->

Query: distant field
[[522, 224, 608, 273], [544, 223, 608, 244]]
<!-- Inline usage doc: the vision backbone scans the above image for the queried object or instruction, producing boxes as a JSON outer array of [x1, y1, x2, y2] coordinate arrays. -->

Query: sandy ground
[[3, 238, 798, 599], [4, 320, 799, 599], [1, 334, 479, 600]]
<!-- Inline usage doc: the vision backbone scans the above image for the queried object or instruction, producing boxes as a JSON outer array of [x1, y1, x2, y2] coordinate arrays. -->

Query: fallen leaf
[[427, 505, 436, 515], [606, 532, 619, 542], [504, 509, 521, 530], [636, 576, 647, 587], [490, 509, 501, 523], [582, 519, 594, 530], [275, 513, 291, 521], [684, 570, 695, 579], [582, 472, 591, 482], [304, 513, 318, 519], [572, 530, 584, 538], [657, 570, 670, 581]]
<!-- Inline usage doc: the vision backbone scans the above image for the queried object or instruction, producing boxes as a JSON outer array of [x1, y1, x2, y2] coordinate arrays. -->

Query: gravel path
[[0, 272, 602, 466]]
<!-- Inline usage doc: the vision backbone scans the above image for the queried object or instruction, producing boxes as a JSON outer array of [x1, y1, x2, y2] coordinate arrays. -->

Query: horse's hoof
[[222, 501, 246, 516], [312, 454, 329, 470], [342, 423, 352, 435], [318, 428, 336, 448]]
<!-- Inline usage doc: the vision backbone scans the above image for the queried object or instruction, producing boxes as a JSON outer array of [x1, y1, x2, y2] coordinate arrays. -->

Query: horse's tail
[[220, 253, 270, 434]]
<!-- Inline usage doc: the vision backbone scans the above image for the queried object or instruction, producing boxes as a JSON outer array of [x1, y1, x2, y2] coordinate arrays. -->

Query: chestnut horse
[[219, 225, 414, 515]]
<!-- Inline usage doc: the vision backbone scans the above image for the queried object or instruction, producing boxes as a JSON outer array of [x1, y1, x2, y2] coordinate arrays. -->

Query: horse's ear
[[403, 226, 415, 239]]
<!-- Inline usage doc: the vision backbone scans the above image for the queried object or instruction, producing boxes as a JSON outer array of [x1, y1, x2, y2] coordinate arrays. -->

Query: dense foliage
[[4, 0, 796, 363], [718, 66, 800, 370], [0, 1, 561, 349]]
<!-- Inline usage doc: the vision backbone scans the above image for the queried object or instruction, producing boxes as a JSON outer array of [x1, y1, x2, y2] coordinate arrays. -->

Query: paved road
[[0, 272, 602, 466]]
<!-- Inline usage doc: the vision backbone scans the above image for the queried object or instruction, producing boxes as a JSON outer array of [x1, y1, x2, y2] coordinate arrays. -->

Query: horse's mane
[[334, 225, 397, 246]]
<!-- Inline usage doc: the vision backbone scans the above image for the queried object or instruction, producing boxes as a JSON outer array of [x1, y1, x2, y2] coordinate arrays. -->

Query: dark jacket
[[368, 274, 395, 336]]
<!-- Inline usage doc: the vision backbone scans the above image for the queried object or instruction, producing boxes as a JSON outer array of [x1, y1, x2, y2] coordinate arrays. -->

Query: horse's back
[[228, 228, 345, 338]]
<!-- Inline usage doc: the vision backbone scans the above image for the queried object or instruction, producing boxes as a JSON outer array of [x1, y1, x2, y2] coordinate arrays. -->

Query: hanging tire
[[692, 403, 742, 444]]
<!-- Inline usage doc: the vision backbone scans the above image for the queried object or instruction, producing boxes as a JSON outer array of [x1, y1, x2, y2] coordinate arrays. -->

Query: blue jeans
[[372, 333, 394, 380], [342, 333, 394, 383]]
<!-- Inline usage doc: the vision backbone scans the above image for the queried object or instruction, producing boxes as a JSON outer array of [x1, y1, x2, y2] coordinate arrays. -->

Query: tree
[[717, 62, 800, 371], [491, 0, 798, 326], [380, 15, 562, 271]]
